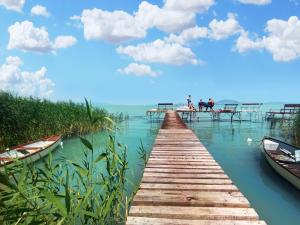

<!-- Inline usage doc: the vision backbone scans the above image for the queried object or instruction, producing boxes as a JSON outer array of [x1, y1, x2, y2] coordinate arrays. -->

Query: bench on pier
[[240, 103, 263, 112], [213, 104, 240, 122], [147, 103, 174, 119], [218, 104, 238, 113], [280, 104, 300, 114], [266, 104, 300, 120], [157, 103, 174, 111]]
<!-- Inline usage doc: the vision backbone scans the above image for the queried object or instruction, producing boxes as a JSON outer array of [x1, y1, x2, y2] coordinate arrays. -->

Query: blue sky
[[0, 0, 300, 104]]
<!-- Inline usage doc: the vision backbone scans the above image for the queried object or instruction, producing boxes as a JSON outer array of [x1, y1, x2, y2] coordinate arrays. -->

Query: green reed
[[0, 100, 133, 225], [0, 92, 117, 150], [291, 112, 300, 146]]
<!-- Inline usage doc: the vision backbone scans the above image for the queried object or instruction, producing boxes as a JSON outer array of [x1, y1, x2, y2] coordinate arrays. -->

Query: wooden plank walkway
[[127, 111, 266, 225]]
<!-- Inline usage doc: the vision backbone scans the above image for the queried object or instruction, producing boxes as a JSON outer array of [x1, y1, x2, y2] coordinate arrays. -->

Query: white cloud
[[0, 56, 54, 97], [70, 15, 80, 20], [165, 13, 242, 44], [235, 16, 300, 62], [7, 21, 77, 53], [31, 5, 50, 17], [53, 36, 77, 49], [0, 0, 25, 12], [117, 39, 201, 65], [208, 13, 243, 40], [239, 0, 271, 5], [165, 26, 209, 45], [81, 8, 146, 43], [118, 63, 159, 77], [235, 31, 263, 52], [134, 1, 195, 33], [164, 0, 215, 13], [79, 0, 215, 43]]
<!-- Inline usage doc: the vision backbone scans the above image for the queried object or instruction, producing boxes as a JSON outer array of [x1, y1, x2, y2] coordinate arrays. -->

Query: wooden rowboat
[[0, 135, 62, 167], [262, 136, 300, 190]]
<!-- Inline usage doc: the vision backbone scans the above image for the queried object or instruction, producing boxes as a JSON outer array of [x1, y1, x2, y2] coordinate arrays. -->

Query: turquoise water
[[47, 104, 299, 225]]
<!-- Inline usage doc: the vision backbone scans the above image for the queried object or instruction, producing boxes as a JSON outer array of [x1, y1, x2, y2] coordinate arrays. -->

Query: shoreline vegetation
[[291, 113, 300, 146], [0, 92, 123, 150], [0, 97, 136, 225]]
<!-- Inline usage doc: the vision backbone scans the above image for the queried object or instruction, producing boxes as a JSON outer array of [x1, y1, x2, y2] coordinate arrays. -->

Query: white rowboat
[[262, 137, 300, 190], [0, 135, 62, 167]]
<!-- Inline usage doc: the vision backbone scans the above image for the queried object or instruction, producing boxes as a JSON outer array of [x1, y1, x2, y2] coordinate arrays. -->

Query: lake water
[[49, 104, 300, 225]]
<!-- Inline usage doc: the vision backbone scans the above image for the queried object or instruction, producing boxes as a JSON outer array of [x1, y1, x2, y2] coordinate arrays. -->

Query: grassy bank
[[0, 92, 113, 149]]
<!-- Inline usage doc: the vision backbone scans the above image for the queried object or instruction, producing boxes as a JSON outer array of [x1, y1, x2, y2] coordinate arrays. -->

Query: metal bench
[[280, 104, 300, 114], [157, 103, 174, 111], [266, 104, 300, 120]]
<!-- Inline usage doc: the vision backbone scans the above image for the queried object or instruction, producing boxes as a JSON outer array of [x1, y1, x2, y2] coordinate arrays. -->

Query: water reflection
[[190, 119, 300, 225]]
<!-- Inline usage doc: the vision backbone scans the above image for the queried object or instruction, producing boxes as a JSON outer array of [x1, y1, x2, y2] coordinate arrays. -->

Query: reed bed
[[292, 112, 300, 146], [0, 92, 114, 150], [0, 99, 134, 225]]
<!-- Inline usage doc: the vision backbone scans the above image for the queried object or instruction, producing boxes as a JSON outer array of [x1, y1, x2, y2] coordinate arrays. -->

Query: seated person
[[198, 99, 204, 111], [208, 98, 215, 112], [189, 103, 196, 111]]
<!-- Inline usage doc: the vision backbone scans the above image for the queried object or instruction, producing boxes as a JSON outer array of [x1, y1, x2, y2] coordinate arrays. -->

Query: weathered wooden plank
[[129, 206, 259, 220], [127, 217, 267, 225], [140, 183, 239, 192], [150, 152, 210, 155], [152, 147, 209, 153], [143, 172, 228, 179], [133, 190, 249, 207], [150, 155, 213, 158], [147, 160, 219, 166], [149, 157, 215, 161], [141, 177, 232, 185], [151, 151, 210, 154], [144, 168, 224, 174], [149, 156, 215, 160]]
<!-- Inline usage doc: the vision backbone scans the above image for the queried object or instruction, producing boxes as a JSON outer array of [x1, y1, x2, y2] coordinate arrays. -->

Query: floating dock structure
[[148, 103, 264, 122], [265, 104, 300, 121], [147, 103, 174, 120], [127, 111, 266, 225]]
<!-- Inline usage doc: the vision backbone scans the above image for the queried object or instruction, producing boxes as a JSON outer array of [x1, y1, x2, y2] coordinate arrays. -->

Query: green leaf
[[0, 171, 17, 191], [72, 163, 88, 177], [84, 97, 93, 123], [95, 153, 107, 163], [80, 137, 93, 151], [104, 116, 115, 125], [42, 190, 67, 217], [65, 169, 71, 214]]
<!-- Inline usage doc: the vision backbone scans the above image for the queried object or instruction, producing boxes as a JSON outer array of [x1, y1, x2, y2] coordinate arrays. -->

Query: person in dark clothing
[[198, 99, 204, 111], [187, 95, 192, 107], [208, 98, 215, 112]]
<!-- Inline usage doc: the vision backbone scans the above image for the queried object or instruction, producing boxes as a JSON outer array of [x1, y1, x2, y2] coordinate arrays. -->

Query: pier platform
[[127, 111, 266, 225]]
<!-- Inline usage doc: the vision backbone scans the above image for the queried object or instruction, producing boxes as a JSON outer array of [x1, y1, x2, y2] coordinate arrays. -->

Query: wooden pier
[[127, 111, 266, 225]]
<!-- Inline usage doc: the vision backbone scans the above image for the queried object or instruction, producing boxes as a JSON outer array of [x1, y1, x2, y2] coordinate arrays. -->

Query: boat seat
[[279, 148, 292, 156], [295, 150, 300, 163]]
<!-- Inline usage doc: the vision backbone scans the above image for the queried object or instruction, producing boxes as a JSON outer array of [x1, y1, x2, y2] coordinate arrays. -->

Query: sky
[[0, 0, 300, 104]]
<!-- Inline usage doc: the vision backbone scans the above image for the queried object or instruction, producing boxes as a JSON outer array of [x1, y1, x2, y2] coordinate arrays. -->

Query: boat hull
[[21, 138, 61, 164], [262, 148, 300, 190], [0, 136, 62, 167]]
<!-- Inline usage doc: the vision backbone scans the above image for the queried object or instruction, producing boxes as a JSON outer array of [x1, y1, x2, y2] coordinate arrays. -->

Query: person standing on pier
[[187, 95, 192, 107]]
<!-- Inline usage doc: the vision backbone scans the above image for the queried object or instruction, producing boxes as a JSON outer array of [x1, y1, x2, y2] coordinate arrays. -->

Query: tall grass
[[0, 100, 132, 225], [0, 92, 114, 149], [292, 112, 300, 146]]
